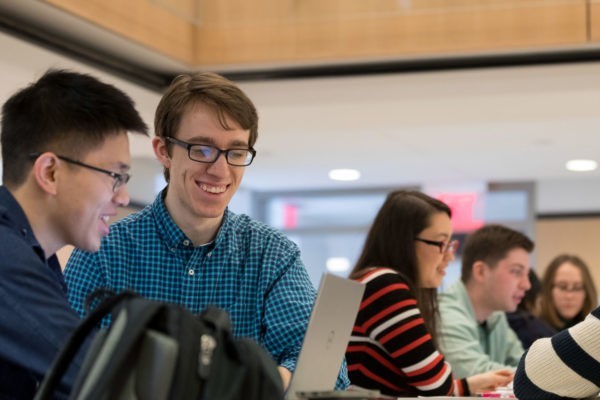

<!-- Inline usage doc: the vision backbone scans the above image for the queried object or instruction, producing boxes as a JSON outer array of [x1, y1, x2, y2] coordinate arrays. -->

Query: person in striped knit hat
[[345, 190, 512, 397], [514, 305, 600, 399]]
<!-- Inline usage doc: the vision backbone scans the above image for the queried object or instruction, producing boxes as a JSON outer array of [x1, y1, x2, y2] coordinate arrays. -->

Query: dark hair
[[461, 224, 534, 283], [349, 190, 451, 347], [518, 269, 542, 313], [539, 254, 598, 330], [154, 72, 258, 182], [1, 69, 148, 188]]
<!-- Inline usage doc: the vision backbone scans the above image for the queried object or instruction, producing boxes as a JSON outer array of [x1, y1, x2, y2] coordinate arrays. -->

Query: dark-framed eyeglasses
[[414, 237, 459, 255], [552, 283, 585, 293], [29, 153, 130, 193], [165, 136, 256, 167]]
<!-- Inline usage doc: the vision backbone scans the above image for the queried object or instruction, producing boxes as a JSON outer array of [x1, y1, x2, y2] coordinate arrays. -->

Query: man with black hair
[[0, 69, 148, 399]]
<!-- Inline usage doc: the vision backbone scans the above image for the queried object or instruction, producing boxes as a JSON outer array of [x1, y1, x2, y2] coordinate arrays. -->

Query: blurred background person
[[539, 254, 598, 331], [346, 190, 512, 398], [437, 224, 533, 379], [506, 269, 556, 349]]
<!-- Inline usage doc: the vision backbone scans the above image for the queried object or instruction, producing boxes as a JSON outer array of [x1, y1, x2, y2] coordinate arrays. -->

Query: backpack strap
[[33, 290, 138, 400], [75, 296, 169, 399], [200, 305, 232, 333]]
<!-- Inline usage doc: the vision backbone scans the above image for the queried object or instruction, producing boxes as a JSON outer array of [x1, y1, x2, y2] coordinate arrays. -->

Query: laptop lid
[[286, 273, 365, 400]]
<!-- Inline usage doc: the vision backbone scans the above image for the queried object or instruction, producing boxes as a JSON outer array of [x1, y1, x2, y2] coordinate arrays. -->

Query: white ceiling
[[1, 0, 600, 196], [239, 64, 600, 191]]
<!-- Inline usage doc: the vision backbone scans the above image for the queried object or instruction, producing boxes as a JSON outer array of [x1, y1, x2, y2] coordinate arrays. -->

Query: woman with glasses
[[514, 255, 599, 399], [345, 190, 512, 397], [539, 254, 598, 331]]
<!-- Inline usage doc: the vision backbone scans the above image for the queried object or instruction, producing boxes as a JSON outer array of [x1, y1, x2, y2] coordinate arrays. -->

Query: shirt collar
[[0, 186, 43, 258], [456, 280, 504, 328], [0, 186, 65, 292], [152, 188, 231, 249]]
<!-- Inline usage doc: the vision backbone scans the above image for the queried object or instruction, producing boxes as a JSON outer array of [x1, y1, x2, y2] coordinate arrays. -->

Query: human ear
[[32, 153, 59, 195], [152, 136, 171, 169], [472, 260, 489, 282]]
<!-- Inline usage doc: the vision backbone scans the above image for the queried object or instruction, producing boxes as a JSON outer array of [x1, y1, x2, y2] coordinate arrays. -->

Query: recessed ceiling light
[[328, 168, 360, 181], [326, 257, 350, 272], [565, 159, 598, 172]]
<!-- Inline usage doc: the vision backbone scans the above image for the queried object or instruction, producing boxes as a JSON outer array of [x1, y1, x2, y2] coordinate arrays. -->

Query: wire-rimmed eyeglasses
[[165, 136, 256, 167], [29, 153, 130, 193], [414, 237, 459, 255]]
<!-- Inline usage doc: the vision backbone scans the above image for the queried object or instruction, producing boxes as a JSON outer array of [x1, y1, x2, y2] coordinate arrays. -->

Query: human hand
[[466, 369, 514, 394], [278, 366, 292, 389]]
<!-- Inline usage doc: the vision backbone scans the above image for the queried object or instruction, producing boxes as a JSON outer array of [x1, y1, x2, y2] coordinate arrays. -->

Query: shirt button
[[21, 228, 27, 236], [207, 252, 212, 257], [170, 248, 176, 252], [188, 269, 195, 276], [183, 239, 190, 246]]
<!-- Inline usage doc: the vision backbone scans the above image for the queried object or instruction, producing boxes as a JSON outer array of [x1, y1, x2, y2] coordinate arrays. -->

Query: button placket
[[185, 246, 207, 281]]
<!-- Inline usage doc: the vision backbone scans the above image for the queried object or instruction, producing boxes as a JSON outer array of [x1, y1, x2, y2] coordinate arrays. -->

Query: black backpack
[[34, 290, 284, 400]]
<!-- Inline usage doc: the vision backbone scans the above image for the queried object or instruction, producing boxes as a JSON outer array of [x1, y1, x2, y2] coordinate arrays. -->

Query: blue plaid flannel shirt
[[65, 191, 349, 388]]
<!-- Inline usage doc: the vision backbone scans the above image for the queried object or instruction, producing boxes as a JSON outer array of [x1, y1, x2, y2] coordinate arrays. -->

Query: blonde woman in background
[[539, 254, 597, 331]]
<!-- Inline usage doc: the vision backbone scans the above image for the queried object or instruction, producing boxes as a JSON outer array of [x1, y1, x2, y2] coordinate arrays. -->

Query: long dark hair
[[349, 190, 451, 346]]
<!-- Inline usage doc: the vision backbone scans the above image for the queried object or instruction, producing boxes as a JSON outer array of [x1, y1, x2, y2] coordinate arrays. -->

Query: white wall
[[2, 29, 600, 216], [537, 177, 600, 215]]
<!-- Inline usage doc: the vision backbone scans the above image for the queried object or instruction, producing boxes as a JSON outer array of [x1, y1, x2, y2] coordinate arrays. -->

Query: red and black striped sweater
[[345, 268, 469, 397]]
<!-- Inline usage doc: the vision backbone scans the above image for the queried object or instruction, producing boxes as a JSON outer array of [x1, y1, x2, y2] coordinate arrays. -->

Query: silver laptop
[[285, 273, 366, 400]]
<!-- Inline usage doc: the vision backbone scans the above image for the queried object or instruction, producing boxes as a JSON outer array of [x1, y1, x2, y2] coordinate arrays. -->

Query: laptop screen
[[285, 273, 365, 400]]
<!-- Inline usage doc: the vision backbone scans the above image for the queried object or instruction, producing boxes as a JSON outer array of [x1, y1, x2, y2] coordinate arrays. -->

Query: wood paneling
[[536, 217, 600, 293], [590, 0, 600, 42], [43, 0, 195, 64], [194, 0, 587, 66], [43, 0, 588, 69]]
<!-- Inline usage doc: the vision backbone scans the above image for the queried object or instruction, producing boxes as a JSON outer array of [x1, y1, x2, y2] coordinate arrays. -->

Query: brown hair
[[349, 190, 451, 347], [461, 224, 534, 283], [539, 254, 598, 330], [154, 72, 258, 181]]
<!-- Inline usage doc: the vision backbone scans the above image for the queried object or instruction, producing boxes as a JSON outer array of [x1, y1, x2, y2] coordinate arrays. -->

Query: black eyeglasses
[[30, 153, 130, 193], [553, 283, 585, 293], [165, 136, 256, 167], [414, 237, 459, 254]]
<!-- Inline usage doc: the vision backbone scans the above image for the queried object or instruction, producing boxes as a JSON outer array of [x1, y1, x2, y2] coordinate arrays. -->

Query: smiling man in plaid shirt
[[65, 71, 348, 390]]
